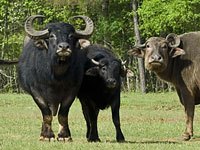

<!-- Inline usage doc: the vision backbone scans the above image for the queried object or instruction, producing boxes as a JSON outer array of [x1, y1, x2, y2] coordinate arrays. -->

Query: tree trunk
[[102, 0, 109, 46], [132, 0, 146, 93], [102, 0, 109, 17]]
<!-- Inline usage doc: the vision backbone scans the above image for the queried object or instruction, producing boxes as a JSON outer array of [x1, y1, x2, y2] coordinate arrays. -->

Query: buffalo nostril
[[151, 55, 155, 60], [157, 56, 162, 61], [151, 55, 162, 61], [107, 78, 117, 88], [112, 80, 116, 85], [58, 42, 69, 49]]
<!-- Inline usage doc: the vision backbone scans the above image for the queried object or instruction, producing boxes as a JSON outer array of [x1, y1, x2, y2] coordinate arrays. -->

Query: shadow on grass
[[106, 136, 200, 144], [105, 138, 182, 144], [190, 136, 200, 142], [122, 140, 179, 144]]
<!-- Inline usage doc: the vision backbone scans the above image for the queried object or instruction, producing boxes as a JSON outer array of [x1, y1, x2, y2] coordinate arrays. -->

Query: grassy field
[[1, 92, 200, 149]]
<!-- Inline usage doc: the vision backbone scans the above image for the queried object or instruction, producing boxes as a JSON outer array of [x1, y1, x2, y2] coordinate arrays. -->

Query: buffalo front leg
[[87, 105, 100, 142], [80, 99, 91, 139], [40, 115, 55, 141], [81, 100, 100, 142], [57, 99, 74, 142], [31, 92, 55, 141], [111, 95, 125, 142]]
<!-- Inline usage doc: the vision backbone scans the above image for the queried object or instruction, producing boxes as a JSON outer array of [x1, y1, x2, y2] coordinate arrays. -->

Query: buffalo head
[[128, 33, 185, 73], [85, 53, 125, 89], [24, 15, 94, 62]]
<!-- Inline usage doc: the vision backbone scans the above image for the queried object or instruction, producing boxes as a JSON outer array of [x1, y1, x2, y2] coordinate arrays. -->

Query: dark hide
[[128, 31, 200, 141], [18, 22, 86, 141], [78, 44, 125, 142]]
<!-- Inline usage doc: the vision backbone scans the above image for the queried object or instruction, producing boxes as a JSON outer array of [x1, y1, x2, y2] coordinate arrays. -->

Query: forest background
[[0, 0, 200, 93]]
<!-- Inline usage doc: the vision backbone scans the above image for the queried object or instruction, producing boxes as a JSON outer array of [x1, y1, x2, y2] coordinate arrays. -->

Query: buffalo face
[[86, 57, 122, 89], [47, 23, 76, 62], [128, 33, 185, 73], [142, 37, 169, 72]]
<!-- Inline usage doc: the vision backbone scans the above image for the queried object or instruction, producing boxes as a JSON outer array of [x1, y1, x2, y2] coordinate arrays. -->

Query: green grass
[[1, 92, 200, 149]]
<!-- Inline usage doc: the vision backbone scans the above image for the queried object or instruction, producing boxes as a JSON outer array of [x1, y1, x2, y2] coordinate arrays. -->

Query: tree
[[132, 0, 146, 93], [138, 0, 200, 38], [1, 0, 200, 92], [101, 0, 110, 46]]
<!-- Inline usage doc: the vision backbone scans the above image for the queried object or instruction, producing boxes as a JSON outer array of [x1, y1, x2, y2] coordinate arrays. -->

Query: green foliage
[[138, 0, 200, 38], [0, 0, 200, 92]]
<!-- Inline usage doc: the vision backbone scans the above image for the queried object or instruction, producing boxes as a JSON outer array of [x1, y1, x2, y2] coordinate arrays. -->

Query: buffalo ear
[[78, 39, 91, 49], [120, 67, 127, 77], [128, 48, 145, 58], [126, 69, 134, 77], [120, 67, 134, 78], [34, 39, 48, 50], [170, 47, 185, 58], [85, 67, 99, 76]]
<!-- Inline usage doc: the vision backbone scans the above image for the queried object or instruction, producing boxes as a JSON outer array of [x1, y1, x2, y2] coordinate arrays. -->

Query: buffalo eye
[[68, 34, 74, 40], [101, 66, 107, 72]]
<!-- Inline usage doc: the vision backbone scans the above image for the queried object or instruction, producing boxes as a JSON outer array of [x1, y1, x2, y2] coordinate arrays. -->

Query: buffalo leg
[[178, 88, 195, 141], [87, 105, 100, 142], [82, 100, 100, 142], [111, 96, 125, 142], [80, 99, 91, 139], [57, 98, 74, 141], [31, 92, 55, 141], [40, 114, 54, 141], [183, 101, 195, 140]]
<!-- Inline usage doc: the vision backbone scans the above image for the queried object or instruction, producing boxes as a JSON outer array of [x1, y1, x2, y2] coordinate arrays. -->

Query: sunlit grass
[[1, 92, 200, 149]]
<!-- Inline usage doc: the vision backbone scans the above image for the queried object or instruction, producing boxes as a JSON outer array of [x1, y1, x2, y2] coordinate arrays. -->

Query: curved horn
[[166, 33, 180, 48], [70, 15, 94, 38], [25, 15, 49, 39], [91, 59, 100, 65], [121, 60, 127, 65], [135, 43, 146, 48]]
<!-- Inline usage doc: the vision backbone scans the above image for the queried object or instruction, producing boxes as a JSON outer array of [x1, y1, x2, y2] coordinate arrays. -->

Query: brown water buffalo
[[128, 32, 200, 141]]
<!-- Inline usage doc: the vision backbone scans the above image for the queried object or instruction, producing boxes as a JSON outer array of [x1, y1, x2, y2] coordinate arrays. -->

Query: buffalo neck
[[51, 56, 73, 79], [155, 57, 178, 84]]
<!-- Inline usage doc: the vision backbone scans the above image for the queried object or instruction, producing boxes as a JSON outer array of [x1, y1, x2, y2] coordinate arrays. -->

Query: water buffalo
[[128, 32, 200, 140], [78, 44, 126, 142], [18, 15, 94, 141]]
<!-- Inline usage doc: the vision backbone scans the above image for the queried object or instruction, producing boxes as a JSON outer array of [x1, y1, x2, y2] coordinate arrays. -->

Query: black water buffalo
[[128, 32, 200, 140], [77, 44, 126, 142], [18, 15, 94, 141]]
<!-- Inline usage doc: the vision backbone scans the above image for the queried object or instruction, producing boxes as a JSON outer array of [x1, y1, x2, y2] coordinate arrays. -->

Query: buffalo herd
[[1, 15, 200, 142], [18, 15, 126, 142]]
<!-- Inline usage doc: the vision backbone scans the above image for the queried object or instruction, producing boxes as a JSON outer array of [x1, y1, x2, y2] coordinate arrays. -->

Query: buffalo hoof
[[87, 137, 101, 142], [57, 137, 72, 142], [40, 125, 55, 141], [117, 135, 125, 143], [117, 138, 125, 143], [182, 132, 191, 141], [39, 136, 55, 142]]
